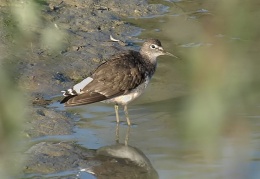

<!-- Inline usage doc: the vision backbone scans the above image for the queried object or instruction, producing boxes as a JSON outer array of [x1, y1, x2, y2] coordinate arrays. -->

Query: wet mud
[[1, 0, 169, 178]]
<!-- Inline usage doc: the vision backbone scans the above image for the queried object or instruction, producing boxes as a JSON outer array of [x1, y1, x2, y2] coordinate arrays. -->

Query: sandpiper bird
[[60, 39, 176, 125]]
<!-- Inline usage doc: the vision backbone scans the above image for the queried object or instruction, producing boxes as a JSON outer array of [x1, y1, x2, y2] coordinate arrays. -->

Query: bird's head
[[140, 39, 177, 64]]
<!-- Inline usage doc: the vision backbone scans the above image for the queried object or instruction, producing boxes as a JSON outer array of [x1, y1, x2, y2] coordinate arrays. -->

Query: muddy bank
[[1, 0, 169, 178], [3, 0, 168, 98]]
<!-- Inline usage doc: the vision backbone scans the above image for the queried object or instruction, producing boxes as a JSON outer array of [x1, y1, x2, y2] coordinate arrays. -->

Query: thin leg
[[115, 122, 119, 143], [124, 105, 131, 126], [114, 104, 120, 123]]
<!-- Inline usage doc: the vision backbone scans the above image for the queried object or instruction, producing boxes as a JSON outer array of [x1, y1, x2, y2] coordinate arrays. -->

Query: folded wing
[[61, 51, 147, 106]]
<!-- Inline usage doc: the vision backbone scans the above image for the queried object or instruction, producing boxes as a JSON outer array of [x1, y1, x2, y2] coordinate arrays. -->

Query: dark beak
[[159, 47, 178, 58], [164, 51, 178, 58]]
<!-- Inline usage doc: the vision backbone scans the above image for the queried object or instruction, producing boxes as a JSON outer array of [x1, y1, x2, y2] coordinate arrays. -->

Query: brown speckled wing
[[64, 92, 108, 106], [64, 51, 147, 106]]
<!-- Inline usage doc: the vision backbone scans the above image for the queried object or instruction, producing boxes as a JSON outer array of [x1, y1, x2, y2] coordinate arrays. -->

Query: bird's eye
[[150, 44, 157, 49]]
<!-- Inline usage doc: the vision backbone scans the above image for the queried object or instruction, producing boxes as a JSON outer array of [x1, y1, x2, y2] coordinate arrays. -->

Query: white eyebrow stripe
[[73, 77, 93, 93]]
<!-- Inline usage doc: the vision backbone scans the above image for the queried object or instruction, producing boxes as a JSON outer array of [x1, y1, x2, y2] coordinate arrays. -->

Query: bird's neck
[[139, 52, 157, 77], [140, 50, 158, 65]]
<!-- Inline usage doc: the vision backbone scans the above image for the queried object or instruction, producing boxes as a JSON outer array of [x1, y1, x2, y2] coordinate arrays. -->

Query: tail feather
[[60, 95, 77, 104]]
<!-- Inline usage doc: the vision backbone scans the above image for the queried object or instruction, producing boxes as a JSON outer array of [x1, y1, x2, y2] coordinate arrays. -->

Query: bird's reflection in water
[[93, 124, 159, 179]]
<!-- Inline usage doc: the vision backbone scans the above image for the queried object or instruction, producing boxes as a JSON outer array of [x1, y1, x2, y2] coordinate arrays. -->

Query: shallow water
[[49, 1, 260, 179]]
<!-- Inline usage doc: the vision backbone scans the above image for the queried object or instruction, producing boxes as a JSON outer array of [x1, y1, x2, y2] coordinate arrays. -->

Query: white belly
[[103, 79, 149, 105]]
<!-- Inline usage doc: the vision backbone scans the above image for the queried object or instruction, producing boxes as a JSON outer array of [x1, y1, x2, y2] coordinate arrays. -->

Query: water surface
[[51, 1, 260, 178]]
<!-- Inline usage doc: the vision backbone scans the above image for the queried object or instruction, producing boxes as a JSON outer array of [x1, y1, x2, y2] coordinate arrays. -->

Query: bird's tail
[[60, 89, 77, 104], [60, 95, 76, 104]]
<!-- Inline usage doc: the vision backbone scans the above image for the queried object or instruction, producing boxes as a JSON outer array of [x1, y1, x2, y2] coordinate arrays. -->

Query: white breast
[[104, 76, 150, 105]]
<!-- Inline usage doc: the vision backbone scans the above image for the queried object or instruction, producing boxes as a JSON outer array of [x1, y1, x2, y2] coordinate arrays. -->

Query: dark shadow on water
[[23, 122, 158, 179], [95, 124, 159, 179]]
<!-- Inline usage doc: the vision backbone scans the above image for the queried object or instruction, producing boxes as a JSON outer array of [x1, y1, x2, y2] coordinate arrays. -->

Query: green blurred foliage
[[0, 68, 26, 178], [0, 0, 66, 178], [166, 0, 260, 163]]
